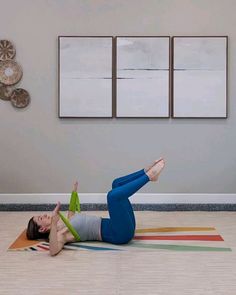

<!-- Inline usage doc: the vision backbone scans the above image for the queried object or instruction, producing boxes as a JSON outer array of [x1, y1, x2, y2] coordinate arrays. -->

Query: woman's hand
[[73, 181, 78, 192], [51, 201, 61, 224]]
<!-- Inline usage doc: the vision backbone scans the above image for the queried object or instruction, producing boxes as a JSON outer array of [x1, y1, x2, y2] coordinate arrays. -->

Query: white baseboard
[[0, 193, 236, 204]]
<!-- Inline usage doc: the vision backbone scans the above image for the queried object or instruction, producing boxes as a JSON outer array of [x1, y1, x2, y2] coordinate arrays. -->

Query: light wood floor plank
[[0, 211, 236, 294]]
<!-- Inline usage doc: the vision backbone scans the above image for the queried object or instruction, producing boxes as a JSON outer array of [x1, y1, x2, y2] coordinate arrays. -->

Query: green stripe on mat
[[129, 243, 232, 252]]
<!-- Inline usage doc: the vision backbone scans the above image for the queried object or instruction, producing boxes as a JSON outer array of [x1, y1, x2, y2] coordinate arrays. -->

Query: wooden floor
[[1, 211, 236, 295]]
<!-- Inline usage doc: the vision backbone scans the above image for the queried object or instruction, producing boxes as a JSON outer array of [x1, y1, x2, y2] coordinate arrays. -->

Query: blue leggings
[[101, 168, 150, 245]]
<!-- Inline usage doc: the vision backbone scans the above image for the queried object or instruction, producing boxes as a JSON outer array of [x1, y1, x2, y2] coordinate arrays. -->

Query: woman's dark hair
[[26, 217, 50, 240]]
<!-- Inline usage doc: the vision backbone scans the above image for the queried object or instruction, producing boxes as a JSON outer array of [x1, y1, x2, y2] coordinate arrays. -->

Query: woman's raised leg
[[112, 169, 145, 189], [112, 168, 146, 228], [101, 159, 165, 245], [102, 173, 150, 244], [111, 159, 163, 189]]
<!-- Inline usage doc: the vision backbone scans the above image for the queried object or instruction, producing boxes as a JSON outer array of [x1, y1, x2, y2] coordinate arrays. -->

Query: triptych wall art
[[58, 36, 228, 119]]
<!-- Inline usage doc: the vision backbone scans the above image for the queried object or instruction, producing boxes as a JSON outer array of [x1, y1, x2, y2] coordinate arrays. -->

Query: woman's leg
[[112, 168, 146, 228], [121, 198, 136, 229], [112, 158, 163, 188], [101, 173, 150, 244], [112, 169, 145, 189]]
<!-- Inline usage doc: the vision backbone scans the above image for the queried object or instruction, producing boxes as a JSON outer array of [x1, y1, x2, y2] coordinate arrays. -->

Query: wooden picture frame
[[172, 36, 228, 118], [58, 36, 113, 118], [115, 36, 171, 118]]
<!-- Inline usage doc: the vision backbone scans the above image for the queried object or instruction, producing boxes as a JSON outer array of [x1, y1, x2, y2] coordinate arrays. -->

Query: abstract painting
[[172, 36, 228, 118], [59, 36, 113, 118], [116, 37, 170, 118]]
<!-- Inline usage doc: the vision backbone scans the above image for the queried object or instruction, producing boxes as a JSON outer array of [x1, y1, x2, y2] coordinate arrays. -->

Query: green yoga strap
[[58, 191, 81, 242]]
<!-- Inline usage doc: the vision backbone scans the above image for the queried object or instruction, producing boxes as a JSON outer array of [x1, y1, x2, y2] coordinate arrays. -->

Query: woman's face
[[33, 213, 52, 230]]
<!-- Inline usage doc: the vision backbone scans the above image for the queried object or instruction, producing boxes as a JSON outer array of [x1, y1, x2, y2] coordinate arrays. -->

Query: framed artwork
[[172, 36, 228, 118], [58, 36, 113, 118], [115, 36, 170, 118]]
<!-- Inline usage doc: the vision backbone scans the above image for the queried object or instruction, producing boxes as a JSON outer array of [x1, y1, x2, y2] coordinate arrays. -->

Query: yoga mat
[[8, 227, 232, 252]]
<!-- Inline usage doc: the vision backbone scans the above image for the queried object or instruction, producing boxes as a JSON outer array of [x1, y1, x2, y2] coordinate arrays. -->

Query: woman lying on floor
[[26, 158, 165, 256]]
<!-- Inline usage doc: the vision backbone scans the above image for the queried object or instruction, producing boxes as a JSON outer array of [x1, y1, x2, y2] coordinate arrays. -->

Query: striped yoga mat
[[8, 227, 232, 252]]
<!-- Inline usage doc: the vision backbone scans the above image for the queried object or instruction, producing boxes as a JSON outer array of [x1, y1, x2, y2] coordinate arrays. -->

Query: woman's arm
[[67, 181, 79, 219], [49, 202, 65, 256], [49, 222, 65, 256]]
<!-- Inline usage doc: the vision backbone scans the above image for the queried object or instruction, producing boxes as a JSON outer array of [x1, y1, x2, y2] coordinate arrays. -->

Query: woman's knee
[[107, 190, 113, 201], [112, 179, 119, 189], [107, 189, 121, 202]]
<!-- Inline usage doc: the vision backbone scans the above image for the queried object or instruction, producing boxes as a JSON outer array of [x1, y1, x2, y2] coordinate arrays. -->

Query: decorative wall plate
[[0, 60, 23, 85], [10, 88, 30, 108], [0, 40, 16, 61], [0, 84, 13, 100]]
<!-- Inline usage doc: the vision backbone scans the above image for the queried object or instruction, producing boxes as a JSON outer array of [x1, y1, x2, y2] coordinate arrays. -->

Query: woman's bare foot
[[146, 159, 165, 181], [144, 157, 163, 173]]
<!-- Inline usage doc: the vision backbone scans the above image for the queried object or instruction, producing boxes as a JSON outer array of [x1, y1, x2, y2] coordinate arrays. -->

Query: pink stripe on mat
[[37, 245, 49, 250]]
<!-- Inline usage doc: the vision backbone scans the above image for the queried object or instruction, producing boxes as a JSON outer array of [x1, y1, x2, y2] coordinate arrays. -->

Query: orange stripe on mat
[[134, 235, 224, 241]]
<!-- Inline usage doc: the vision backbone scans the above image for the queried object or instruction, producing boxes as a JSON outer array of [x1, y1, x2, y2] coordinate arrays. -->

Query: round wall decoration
[[0, 40, 30, 110], [0, 40, 16, 61], [0, 60, 23, 85], [10, 88, 30, 108], [0, 84, 13, 100]]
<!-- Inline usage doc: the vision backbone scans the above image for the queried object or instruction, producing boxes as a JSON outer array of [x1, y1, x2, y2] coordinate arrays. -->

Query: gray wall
[[0, 0, 235, 194]]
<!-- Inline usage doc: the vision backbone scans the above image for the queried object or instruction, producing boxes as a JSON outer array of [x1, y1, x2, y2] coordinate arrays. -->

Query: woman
[[26, 158, 165, 256]]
